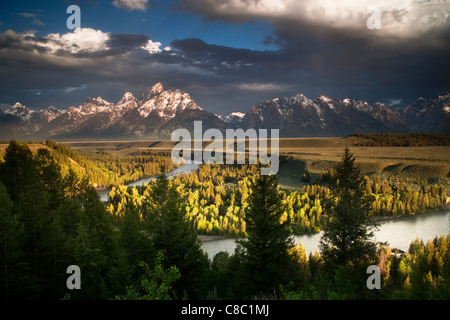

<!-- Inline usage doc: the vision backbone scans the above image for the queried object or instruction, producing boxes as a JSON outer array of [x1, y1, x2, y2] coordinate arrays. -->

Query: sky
[[0, 0, 449, 115]]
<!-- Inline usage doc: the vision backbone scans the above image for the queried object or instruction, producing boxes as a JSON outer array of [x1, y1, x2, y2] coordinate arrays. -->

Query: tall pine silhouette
[[319, 147, 380, 266], [236, 173, 294, 297]]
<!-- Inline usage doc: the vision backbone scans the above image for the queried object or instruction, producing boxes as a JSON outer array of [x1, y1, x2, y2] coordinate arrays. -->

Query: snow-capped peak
[[228, 112, 245, 118], [47, 105, 59, 111], [93, 96, 111, 106], [438, 91, 450, 101], [318, 95, 332, 102], [118, 92, 135, 105], [140, 83, 165, 102], [217, 111, 245, 127], [4, 102, 34, 120], [12, 102, 24, 109], [137, 86, 200, 118], [219, 111, 245, 121], [293, 93, 308, 103], [151, 82, 164, 94]]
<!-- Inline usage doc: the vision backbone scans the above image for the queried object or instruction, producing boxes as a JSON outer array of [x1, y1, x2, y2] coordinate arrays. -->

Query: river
[[201, 209, 450, 259], [97, 161, 201, 202]]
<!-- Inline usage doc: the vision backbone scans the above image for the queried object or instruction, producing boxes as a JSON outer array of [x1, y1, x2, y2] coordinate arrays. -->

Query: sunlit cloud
[[113, 0, 154, 11]]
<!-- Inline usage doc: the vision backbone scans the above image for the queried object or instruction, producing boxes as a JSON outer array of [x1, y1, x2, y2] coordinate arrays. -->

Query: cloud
[[18, 12, 37, 19], [1, 0, 449, 116], [64, 84, 88, 93], [177, 0, 450, 38], [0, 28, 163, 61], [113, 0, 154, 11], [388, 98, 403, 106], [18, 12, 46, 27], [0, 27, 181, 109], [45, 28, 110, 54], [140, 39, 164, 54], [237, 82, 287, 92]]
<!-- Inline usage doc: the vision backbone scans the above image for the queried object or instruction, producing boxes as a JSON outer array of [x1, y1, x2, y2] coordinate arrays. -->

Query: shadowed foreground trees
[[0, 140, 125, 299], [0, 141, 448, 300]]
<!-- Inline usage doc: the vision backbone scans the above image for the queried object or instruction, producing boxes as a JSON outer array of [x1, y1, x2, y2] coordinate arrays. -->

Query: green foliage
[[234, 173, 295, 297], [0, 140, 124, 299], [116, 251, 180, 300], [390, 235, 450, 299], [1, 140, 448, 301], [320, 147, 381, 266], [105, 159, 446, 239], [147, 169, 209, 299], [44, 139, 176, 188], [0, 181, 30, 300]]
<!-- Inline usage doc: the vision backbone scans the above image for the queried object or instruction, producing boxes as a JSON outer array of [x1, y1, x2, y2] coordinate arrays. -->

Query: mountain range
[[0, 82, 449, 140]]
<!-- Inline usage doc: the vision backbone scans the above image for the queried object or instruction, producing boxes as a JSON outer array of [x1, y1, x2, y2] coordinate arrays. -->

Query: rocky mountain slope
[[241, 92, 449, 137], [0, 83, 229, 139], [0, 84, 448, 140]]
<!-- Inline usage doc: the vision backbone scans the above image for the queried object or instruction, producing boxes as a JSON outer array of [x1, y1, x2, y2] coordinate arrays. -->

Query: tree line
[[349, 133, 450, 147]]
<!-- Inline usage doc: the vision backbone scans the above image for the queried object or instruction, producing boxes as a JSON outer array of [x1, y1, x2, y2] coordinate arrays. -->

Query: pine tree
[[0, 140, 37, 202], [0, 182, 30, 300], [119, 202, 154, 279], [319, 147, 381, 266], [148, 168, 209, 299], [34, 148, 64, 210], [235, 173, 294, 297]]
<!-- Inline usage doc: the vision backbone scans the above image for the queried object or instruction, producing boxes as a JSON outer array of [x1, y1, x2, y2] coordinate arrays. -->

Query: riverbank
[[198, 235, 233, 242], [197, 206, 450, 243], [201, 209, 450, 259]]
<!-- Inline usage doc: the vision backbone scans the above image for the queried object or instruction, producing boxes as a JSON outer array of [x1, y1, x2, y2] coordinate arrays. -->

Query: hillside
[[0, 140, 176, 188]]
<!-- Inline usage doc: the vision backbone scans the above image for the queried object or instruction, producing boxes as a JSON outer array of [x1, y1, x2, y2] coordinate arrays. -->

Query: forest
[[349, 133, 450, 147], [106, 161, 447, 237], [0, 140, 449, 300], [44, 139, 177, 188]]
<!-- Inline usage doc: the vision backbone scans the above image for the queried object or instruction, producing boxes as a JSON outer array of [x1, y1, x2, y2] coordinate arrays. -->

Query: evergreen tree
[[148, 168, 209, 299], [319, 147, 380, 266], [0, 182, 30, 300], [0, 140, 37, 202], [235, 173, 294, 297], [119, 202, 154, 280], [34, 148, 64, 210]]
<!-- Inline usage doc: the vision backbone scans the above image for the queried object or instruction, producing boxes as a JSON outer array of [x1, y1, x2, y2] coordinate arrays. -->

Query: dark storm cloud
[[107, 33, 149, 50], [173, 0, 450, 105], [169, 38, 274, 74]]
